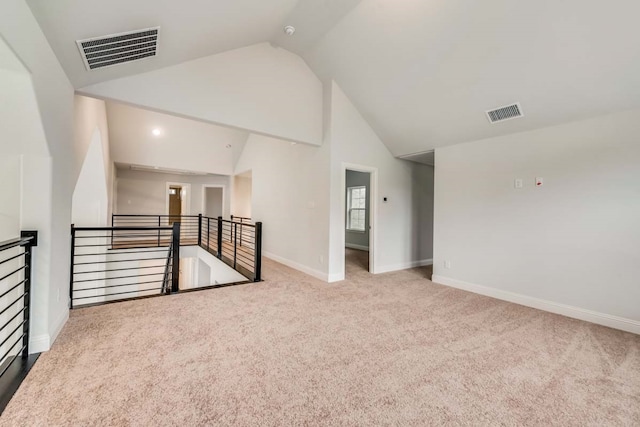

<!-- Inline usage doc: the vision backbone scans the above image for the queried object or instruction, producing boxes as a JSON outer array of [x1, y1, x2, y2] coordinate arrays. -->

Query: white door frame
[[201, 184, 226, 218], [165, 182, 191, 220], [341, 163, 378, 275]]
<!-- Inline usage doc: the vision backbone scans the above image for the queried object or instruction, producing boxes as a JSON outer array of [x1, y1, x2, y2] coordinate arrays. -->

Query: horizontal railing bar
[[75, 243, 169, 248], [113, 215, 200, 218], [0, 265, 26, 283], [74, 257, 167, 265], [235, 253, 254, 264], [73, 287, 162, 300], [0, 306, 27, 333], [0, 292, 27, 317], [108, 245, 170, 250], [74, 265, 166, 275], [73, 248, 170, 256], [0, 319, 27, 349], [0, 251, 26, 266], [0, 235, 34, 252], [77, 233, 172, 239], [0, 278, 28, 300], [73, 271, 166, 283], [74, 226, 173, 231], [73, 279, 164, 292]]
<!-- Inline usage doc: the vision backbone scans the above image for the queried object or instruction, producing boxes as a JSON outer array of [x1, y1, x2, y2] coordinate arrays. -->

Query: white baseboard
[[328, 273, 344, 283], [263, 251, 329, 282], [432, 275, 640, 335], [30, 307, 69, 354], [50, 307, 69, 344], [345, 243, 369, 251], [376, 259, 433, 274], [29, 334, 50, 354]]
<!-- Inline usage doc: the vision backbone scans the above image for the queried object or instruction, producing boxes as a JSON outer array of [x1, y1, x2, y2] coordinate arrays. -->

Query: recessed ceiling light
[[284, 26, 296, 36], [152, 128, 162, 136]]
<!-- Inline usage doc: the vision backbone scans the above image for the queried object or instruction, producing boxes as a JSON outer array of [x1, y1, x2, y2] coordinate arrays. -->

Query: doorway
[[345, 169, 372, 275], [203, 186, 224, 218], [233, 171, 252, 219], [168, 186, 182, 224], [166, 182, 190, 224]]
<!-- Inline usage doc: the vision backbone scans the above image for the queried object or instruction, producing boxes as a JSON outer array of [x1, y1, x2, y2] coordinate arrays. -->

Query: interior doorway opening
[[345, 169, 372, 276], [166, 182, 190, 224], [203, 186, 224, 218], [232, 170, 252, 219]]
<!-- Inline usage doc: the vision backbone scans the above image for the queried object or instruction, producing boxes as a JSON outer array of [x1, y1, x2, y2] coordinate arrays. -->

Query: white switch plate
[[444, 260, 452, 269], [535, 177, 544, 187], [514, 179, 523, 189]]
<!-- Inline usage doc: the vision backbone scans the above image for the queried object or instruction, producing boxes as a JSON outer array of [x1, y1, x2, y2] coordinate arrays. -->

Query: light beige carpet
[[2, 257, 639, 426]]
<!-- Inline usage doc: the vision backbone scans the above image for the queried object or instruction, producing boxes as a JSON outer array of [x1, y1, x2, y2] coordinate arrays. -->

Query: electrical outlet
[[319, 255, 324, 265], [514, 179, 523, 189], [444, 260, 452, 269]]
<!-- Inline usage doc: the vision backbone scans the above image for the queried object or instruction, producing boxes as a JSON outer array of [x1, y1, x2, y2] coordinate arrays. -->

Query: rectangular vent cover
[[486, 103, 523, 123], [76, 27, 159, 71]]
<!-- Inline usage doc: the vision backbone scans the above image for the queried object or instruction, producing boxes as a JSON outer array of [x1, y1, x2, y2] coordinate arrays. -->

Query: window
[[347, 186, 366, 231]]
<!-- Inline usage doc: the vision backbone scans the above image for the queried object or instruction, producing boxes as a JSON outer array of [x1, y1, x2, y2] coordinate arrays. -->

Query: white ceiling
[[305, 0, 640, 155], [27, 0, 640, 156], [25, 0, 361, 88], [107, 102, 248, 176]]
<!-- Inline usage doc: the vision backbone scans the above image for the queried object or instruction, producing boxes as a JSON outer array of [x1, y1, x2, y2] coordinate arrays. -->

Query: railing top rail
[[202, 216, 258, 227], [73, 226, 174, 232], [112, 214, 200, 218], [0, 236, 35, 252]]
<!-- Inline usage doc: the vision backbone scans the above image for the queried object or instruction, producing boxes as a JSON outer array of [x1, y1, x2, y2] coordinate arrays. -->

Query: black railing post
[[207, 217, 210, 251], [69, 225, 76, 309], [20, 230, 37, 357], [171, 222, 180, 293], [254, 222, 262, 282], [217, 216, 223, 259], [157, 216, 161, 247], [233, 223, 238, 269], [198, 214, 202, 247]]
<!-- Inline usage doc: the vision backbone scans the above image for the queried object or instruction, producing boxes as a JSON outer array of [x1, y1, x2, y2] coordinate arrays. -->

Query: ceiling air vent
[[76, 27, 159, 71], [486, 103, 523, 124]]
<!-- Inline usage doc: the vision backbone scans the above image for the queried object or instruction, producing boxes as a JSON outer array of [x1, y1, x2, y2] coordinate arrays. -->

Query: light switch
[[535, 177, 544, 187]]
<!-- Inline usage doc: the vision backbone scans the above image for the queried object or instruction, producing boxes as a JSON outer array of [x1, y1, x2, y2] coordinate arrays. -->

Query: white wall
[[433, 109, 640, 333], [180, 246, 247, 288], [80, 43, 324, 146], [345, 170, 370, 250], [235, 133, 332, 280], [0, 156, 21, 242], [327, 81, 434, 280], [74, 96, 113, 219], [115, 169, 231, 218], [232, 175, 252, 218], [0, 8, 75, 354], [233, 81, 435, 281], [107, 102, 249, 176], [72, 130, 109, 226]]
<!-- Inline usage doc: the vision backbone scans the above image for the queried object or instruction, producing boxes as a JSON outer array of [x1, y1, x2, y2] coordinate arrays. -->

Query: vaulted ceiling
[[27, 0, 640, 156]]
